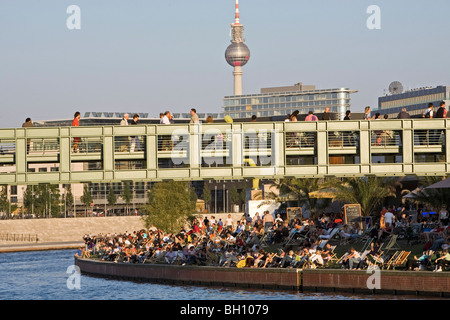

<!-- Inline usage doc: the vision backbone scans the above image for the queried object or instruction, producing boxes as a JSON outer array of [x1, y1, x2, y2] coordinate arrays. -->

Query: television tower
[[225, 0, 250, 96]]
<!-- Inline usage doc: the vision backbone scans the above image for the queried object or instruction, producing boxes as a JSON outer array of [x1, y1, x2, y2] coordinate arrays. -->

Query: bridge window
[[414, 153, 445, 163], [371, 131, 402, 147], [414, 130, 445, 146], [201, 131, 232, 167], [71, 161, 102, 171], [115, 160, 145, 170], [286, 132, 316, 148], [328, 131, 359, 148], [30, 138, 59, 154], [372, 154, 403, 164], [157, 134, 189, 168], [114, 136, 145, 152], [71, 138, 103, 153], [0, 139, 15, 156], [329, 155, 360, 165], [286, 155, 317, 166], [244, 130, 273, 167]]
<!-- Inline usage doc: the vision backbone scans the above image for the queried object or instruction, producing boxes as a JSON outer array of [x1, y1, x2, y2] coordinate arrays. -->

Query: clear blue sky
[[1, 0, 449, 127]]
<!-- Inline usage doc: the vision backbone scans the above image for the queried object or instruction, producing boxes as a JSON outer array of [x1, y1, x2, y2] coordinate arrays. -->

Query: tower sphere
[[225, 42, 250, 67]]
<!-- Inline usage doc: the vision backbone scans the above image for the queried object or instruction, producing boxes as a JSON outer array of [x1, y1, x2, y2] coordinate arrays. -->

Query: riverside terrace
[[78, 216, 450, 271], [0, 119, 449, 185]]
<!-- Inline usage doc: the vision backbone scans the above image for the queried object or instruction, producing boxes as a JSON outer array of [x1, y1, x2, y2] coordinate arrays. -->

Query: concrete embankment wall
[[0, 213, 243, 245], [0, 216, 146, 243], [75, 258, 450, 297]]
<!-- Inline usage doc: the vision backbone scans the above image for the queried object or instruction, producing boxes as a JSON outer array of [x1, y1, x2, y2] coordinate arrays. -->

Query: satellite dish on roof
[[389, 81, 404, 95]]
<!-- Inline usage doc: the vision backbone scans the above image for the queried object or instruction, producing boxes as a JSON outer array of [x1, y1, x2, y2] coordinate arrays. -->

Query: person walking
[[305, 111, 318, 121], [344, 110, 351, 120], [22, 117, 33, 154], [396, 108, 410, 119], [190, 108, 199, 124], [321, 107, 331, 120], [119, 113, 129, 151], [435, 101, 447, 118], [72, 112, 81, 153], [130, 114, 140, 152]]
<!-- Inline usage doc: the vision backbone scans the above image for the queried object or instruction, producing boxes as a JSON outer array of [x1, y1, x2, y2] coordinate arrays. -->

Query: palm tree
[[263, 178, 330, 217], [324, 177, 397, 217]]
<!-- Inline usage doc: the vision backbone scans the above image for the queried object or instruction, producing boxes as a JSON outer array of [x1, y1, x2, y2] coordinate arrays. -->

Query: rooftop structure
[[377, 84, 450, 118], [223, 83, 357, 120]]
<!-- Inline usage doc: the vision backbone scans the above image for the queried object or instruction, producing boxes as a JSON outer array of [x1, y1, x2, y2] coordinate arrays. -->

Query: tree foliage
[[142, 181, 197, 234], [324, 177, 397, 216], [264, 178, 330, 217]]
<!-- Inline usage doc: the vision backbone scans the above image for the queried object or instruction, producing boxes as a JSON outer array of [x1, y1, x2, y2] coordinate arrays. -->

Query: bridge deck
[[0, 119, 448, 184]]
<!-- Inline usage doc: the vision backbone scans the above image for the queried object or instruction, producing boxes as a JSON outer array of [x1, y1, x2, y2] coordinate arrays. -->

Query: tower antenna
[[225, 0, 250, 95], [235, 0, 240, 25]]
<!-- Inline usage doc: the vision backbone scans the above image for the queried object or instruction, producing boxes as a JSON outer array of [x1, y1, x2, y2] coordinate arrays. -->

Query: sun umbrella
[[424, 178, 450, 190]]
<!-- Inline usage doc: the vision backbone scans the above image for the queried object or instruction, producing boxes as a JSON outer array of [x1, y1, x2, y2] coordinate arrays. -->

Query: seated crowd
[[78, 207, 449, 271]]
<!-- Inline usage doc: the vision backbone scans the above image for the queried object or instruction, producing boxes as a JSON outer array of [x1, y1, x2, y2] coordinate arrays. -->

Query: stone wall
[[0, 216, 146, 243], [0, 212, 244, 244]]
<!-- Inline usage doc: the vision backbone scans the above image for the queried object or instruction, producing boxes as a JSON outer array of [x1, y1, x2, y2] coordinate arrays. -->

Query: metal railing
[[0, 119, 448, 183], [0, 233, 39, 242]]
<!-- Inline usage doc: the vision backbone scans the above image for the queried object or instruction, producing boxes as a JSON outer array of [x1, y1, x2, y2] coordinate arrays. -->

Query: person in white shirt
[[161, 111, 171, 125], [120, 113, 129, 125], [384, 210, 395, 228]]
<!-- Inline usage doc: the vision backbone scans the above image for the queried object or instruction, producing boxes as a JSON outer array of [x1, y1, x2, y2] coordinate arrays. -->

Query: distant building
[[222, 83, 357, 120], [377, 85, 450, 118]]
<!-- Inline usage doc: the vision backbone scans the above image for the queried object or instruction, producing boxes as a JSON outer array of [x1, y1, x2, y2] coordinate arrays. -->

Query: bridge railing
[[0, 119, 448, 184]]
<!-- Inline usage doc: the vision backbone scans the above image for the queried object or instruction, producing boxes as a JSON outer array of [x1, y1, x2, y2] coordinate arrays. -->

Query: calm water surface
[[0, 249, 431, 300]]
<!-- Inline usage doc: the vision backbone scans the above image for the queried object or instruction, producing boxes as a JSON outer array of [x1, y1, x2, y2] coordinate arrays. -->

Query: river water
[[0, 249, 433, 301]]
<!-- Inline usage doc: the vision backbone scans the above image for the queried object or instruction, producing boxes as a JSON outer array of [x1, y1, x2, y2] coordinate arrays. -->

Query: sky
[[1, 0, 450, 128]]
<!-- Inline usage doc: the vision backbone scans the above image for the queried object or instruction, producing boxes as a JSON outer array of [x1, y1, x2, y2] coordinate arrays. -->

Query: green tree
[[122, 181, 133, 215], [80, 184, 93, 216], [325, 177, 397, 216], [32, 184, 60, 218], [142, 181, 197, 234], [64, 185, 74, 216], [107, 185, 117, 215], [264, 178, 330, 217], [23, 185, 35, 216], [202, 183, 211, 212], [0, 186, 10, 218]]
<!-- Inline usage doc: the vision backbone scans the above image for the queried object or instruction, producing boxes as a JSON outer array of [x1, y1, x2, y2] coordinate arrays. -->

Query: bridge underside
[[0, 120, 449, 185]]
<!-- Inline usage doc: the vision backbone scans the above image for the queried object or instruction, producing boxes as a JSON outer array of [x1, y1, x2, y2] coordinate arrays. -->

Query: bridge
[[0, 119, 449, 185]]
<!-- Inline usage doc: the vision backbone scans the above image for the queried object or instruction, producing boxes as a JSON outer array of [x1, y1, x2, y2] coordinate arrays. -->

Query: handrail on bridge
[[0, 119, 448, 184]]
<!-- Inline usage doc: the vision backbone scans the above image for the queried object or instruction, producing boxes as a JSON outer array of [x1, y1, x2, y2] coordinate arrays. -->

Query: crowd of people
[[78, 206, 450, 272]]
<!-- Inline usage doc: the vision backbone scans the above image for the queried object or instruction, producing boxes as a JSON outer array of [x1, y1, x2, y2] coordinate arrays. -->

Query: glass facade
[[377, 86, 450, 118], [223, 88, 355, 120]]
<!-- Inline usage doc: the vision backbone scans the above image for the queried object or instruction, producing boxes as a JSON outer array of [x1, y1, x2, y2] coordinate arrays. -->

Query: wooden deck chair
[[259, 230, 273, 247], [336, 252, 349, 265], [359, 237, 373, 253], [383, 250, 401, 270], [285, 226, 307, 246], [383, 234, 401, 252], [368, 253, 384, 267], [319, 228, 339, 240], [324, 245, 339, 266], [357, 225, 375, 243], [387, 251, 411, 270], [357, 249, 371, 269]]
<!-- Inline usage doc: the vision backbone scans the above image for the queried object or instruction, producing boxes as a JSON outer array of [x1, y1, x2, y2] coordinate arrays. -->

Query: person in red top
[[305, 111, 318, 121], [72, 112, 81, 152]]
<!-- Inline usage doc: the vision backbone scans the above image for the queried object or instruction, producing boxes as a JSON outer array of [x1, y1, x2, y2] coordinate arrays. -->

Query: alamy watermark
[[366, 265, 381, 290], [366, 5, 381, 30], [66, 265, 81, 290], [66, 5, 81, 30]]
